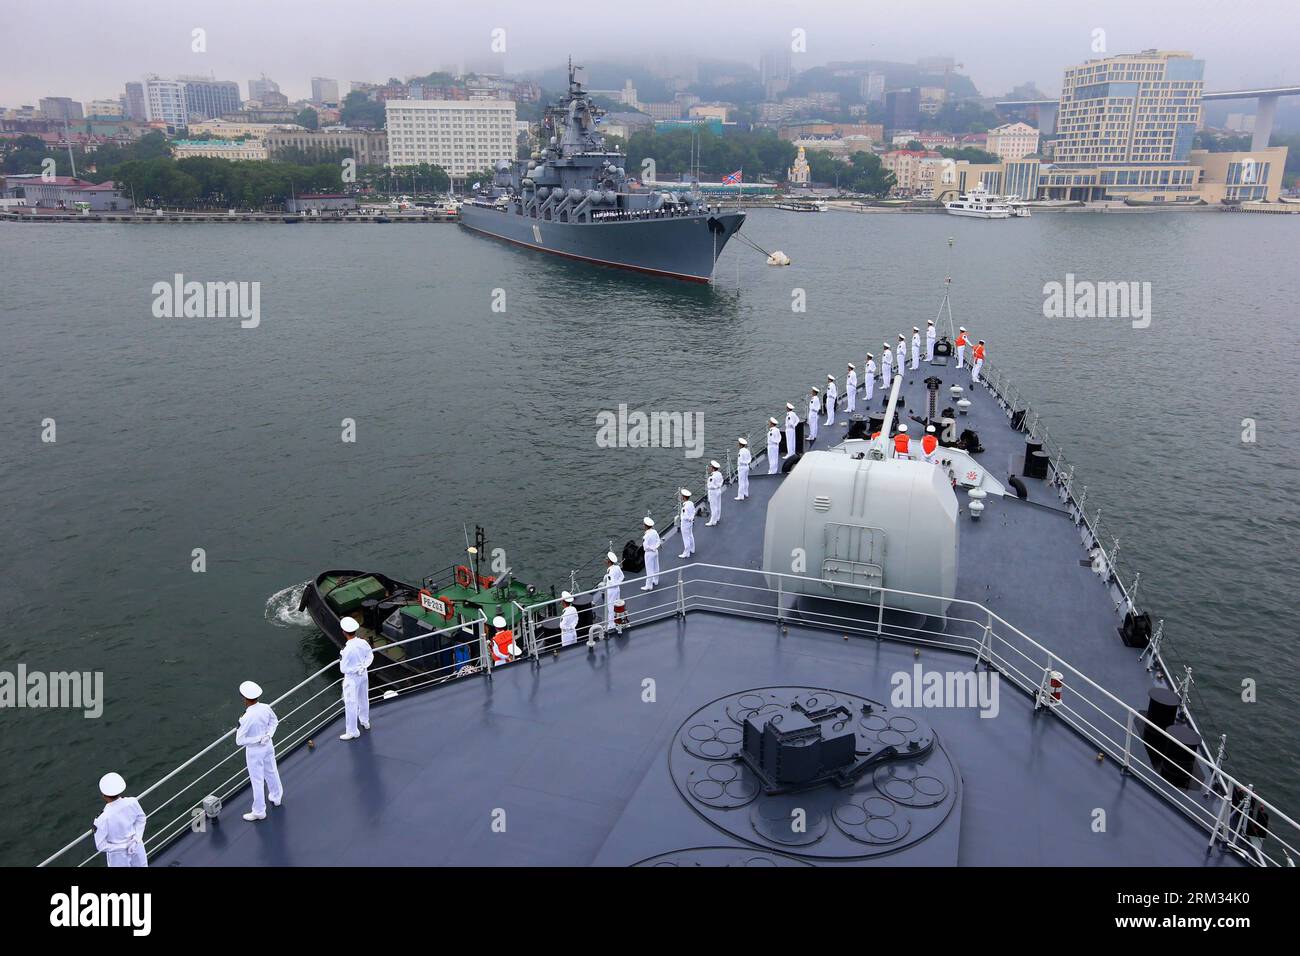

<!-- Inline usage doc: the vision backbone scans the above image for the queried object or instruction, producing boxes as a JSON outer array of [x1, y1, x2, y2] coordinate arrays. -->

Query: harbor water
[[1, 209, 1297, 865]]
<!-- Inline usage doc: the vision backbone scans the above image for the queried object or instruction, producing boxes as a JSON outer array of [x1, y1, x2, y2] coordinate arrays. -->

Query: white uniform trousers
[[767, 443, 780, 473], [245, 742, 282, 816], [644, 549, 659, 586], [343, 672, 369, 736], [736, 465, 749, 499]]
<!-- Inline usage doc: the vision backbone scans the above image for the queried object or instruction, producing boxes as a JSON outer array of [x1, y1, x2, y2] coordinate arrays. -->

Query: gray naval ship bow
[[458, 62, 745, 283], [39, 293, 1298, 868]]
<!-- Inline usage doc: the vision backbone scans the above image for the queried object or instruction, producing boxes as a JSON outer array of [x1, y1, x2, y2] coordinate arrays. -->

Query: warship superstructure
[[458, 63, 745, 282]]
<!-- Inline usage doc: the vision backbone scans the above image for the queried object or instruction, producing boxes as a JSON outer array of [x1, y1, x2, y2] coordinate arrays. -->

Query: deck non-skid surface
[[156, 357, 1231, 866]]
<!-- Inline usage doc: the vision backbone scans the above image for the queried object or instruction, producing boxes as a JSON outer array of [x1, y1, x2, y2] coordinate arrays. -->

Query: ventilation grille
[[813, 495, 831, 512]]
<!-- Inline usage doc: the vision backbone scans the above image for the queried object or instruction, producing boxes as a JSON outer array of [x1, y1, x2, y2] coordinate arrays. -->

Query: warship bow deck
[[126, 354, 1281, 868]]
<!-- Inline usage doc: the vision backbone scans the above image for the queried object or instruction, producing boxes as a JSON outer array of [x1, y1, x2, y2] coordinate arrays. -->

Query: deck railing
[[39, 561, 1296, 868]]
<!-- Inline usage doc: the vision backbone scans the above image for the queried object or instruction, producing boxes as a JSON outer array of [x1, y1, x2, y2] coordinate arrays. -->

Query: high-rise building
[[862, 72, 885, 104], [311, 77, 340, 106], [39, 97, 83, 121], [180, 78, 241, 122], [883, 89, 921, 131], [124, 82, 147, 121], [87, 99, 125, 118], [249, 75, 281, 102], [143, 77, 188, 129], [384, 99, 517, 176]]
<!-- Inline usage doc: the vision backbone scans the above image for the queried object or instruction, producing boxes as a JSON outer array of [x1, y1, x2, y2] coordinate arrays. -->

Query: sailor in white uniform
[[706, 460, 724, 525], [735, 438, 751, 500], [911, 327, 921, 369], [94, 772, 147, 868], [881, 345, 893, 391], [338, 616, 374, 740], [677, 489, 696, 558], [926, 320, 936, 361], [600, 552, 624, 631], [824, 374, 838, 425], [956, 326, 968, 368], [864, 354, 876, 403], [783, 403, 798, 459], [766, 418, 781, 474], [641, 517, 660, 589], [807, 388, 821, 442], [845, 363, 858, 414], [898, 335, 909, 375], [559, 591, 578, 646], [236, 680, 282, 822]]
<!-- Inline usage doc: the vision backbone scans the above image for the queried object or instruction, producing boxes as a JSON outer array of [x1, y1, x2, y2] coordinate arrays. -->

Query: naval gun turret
[[762, 376, 959, 614]]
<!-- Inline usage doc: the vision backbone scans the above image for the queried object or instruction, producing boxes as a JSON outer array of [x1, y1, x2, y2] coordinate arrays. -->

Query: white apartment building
[[385, 100, 517, 176], [143, 77, 187, 129], [985, 122, 1040, 161]]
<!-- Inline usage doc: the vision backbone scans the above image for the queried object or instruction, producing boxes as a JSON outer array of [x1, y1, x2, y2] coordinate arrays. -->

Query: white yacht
[[944, 183, 1012, 219]]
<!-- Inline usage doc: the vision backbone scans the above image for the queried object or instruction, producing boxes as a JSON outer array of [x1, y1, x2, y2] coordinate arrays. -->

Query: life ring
[[455, 565, 473, 588]]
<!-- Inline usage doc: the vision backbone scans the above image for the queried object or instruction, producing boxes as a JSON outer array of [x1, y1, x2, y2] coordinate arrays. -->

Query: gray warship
[[458, 62, 746, 282], [37, 275, 1298, 868]]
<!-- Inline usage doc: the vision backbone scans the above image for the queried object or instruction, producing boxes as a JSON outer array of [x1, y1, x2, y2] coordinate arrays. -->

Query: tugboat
[[458, 61, 746, 283], [298, 527, 557, 683]]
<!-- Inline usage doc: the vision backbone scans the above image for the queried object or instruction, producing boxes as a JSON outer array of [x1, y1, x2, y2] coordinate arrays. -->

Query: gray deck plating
[[154, 355, 1237, 866]]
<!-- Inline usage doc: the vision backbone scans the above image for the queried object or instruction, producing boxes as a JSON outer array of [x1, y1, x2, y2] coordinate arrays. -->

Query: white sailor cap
[[866, 352, 874, 359], [827, 373, 835, 380], [847, 362, 855, 369], [680, 488, 692, 498], [898, 334, 906, 340], [606, 551, 618, 563], [710, 460, 720, 468], [99, 772, 126, 797], [959, 326, 967, 331], [927, 320, 934, 325], [643, 516, 655, 527], [811, 386, 820, 394], [340, 616, 359, 634], [768, 417, 778, 425], [913, 326, 919, 331], [240, 680, 262, 700], [561, 590, 574, 602], [898, 423, 908, 432], [786, 402, 794, 410], [926, 425, 936, 433], [493, 615, 508, 628], [737, 437, 748, 446]]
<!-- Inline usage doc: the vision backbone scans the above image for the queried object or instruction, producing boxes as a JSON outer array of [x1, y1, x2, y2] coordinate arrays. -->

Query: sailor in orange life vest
[[863, 353, 876, 403], [235, 680, 282, 821], [735, 437, 751, 500], [338, 615, 374, 741], [971, 340, 986, 384], [893, 423, 912, 460], [640, 517, 660, 590], [706, 460, 723, 525], [845, 363, 857, 415], [783, 403, 798, 459], [600, 552, 625, 633], [921, 424, 939, 463], [926, 320, 936, 361], [824, 374, 838, 425], [559, 591, 579, 647], [766, 418, 781, 474], [880, 344, 893, 390], [807, 388, 820, 442], [955, 327, 969, 368], [490, 615, 520, 665], [677, 488, 696, 559], [911, 327, 921, 370], [94, 772, 148, 867]]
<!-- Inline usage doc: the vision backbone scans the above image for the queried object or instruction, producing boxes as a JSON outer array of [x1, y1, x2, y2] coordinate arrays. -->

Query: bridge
[[996, 86, 1300, 150]]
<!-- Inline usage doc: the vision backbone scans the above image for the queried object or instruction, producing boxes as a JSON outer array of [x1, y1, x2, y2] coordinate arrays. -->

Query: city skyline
[[2, 0, 1297, 108]]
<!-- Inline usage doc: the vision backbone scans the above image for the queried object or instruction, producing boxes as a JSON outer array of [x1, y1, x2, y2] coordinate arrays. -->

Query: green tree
[[295, 108, 320, 130], [340, 91, 386, 129], [939, 146, 1002, 164]]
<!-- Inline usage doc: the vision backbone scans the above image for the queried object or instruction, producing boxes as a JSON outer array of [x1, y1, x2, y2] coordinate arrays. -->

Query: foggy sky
[[2, 0, 1296, 107]]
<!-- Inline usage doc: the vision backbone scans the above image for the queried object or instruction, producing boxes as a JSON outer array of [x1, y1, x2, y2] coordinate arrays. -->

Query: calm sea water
[[2, 209, 1297, 865]]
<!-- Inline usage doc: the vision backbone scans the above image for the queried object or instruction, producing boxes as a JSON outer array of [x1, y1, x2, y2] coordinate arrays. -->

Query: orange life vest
[[973, 344, 985, 361], [894, 433, 910, 454], [491, 630, 514, 662], [956, 333, 968, 348], [922, 434, 938, 454]]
